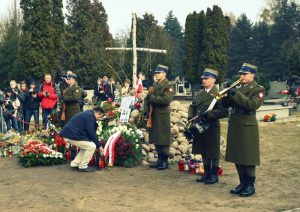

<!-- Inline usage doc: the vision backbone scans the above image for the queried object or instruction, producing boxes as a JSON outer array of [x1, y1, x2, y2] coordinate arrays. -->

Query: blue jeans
[[42, 108, 54, 129], [25, 109, 39, 131], [5, 116, 19, 133]]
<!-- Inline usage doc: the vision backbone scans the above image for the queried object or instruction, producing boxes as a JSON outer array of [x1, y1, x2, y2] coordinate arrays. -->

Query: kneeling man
[[60, 106, 105, 172]]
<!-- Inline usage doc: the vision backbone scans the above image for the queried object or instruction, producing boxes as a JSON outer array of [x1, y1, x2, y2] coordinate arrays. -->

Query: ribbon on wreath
[[103, 131, 122, 166]]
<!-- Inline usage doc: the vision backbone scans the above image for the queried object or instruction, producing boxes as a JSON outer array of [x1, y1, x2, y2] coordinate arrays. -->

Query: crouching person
[[60, 106, 105, 172]]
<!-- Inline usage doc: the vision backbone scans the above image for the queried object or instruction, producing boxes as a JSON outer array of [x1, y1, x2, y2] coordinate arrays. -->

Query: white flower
[[135, 139, 138, 143], [51, 138, 54, 142], [96, 131, 100, 135]]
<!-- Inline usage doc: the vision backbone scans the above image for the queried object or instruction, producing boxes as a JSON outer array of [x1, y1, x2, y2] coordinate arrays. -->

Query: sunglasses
[[240, 73, 250, 75]]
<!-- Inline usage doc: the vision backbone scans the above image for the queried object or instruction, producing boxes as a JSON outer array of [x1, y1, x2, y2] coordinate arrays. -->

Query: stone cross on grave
[[106, 13, 167, 90]]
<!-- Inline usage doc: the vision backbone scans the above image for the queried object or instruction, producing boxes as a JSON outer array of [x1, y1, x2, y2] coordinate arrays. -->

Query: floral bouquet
[[101, 98, 121, 121], [99, 124, 143, 167], [19, 141, 65, 167], [280, 90, 289, 99], [263, 113, 277, 122]]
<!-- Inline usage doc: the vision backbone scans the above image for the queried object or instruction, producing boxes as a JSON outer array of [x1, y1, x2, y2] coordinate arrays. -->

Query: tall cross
[[106, 13, 167, 89]]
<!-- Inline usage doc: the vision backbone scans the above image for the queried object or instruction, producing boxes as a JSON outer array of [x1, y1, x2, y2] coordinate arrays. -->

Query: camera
[[59, 73, 68, 83]]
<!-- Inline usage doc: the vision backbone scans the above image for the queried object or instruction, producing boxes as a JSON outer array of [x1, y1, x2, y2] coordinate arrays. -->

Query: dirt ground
[[0, 114, 300, 212]]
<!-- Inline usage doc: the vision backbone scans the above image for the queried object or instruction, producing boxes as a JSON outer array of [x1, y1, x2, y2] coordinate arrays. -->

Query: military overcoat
[[188, 86, 228, 158], [63, 82, 82, 123], [223, 80, 265, 165], [144, 79, 174, 145]]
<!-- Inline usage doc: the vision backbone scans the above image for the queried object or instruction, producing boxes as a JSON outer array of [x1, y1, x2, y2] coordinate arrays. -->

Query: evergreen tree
[[163, 10, 184, 77], [269, 0, 300, 79], [65, 0, 113, 86], [0, 3, 21, 87], [227, 14, 253, 78], [200, 5, 229, 82], [183, 11, 204, 84], [251, 21, 272, 76], [51, 0, 65, 73], [19, 0, 55, 81]]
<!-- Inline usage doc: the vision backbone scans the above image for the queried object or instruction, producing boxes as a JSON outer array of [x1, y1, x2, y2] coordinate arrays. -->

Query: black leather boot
[[149, 153, 161, 168], [240, 176, 256, 197], [205, 166, 219, 184], [196, 164, 209, 183], [230, 174, 245, 194], [157, 154, 169, 170]]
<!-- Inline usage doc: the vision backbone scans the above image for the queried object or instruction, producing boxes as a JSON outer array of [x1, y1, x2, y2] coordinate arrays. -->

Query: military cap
[[155, 64, 168, 73], [201, 68, 219, 79], [239, 63, 257, 74], [67, 74, 77, 79]]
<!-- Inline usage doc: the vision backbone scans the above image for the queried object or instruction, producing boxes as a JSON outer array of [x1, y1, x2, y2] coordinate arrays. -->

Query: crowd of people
[[0, 71, 151, 134], [1, 63, 265, 197]]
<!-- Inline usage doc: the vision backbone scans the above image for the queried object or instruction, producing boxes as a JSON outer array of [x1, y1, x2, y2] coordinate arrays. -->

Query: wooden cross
[[106, 13, 167, 89]]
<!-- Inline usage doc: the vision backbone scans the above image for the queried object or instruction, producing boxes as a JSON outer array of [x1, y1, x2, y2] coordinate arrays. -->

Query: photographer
[[3, 88, 20, 133], [38, 73, 61, 128], [24, 81, 41, 131]]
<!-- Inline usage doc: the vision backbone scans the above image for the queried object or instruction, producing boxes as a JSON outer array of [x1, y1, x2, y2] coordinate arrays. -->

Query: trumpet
[[212, 79, 242, 100]]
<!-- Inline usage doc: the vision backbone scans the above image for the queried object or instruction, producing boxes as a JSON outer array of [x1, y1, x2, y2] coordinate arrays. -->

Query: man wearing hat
[[222, 63, 265, 197], [144, 64, 174, 170], [188, 68, 228, 184], [61, 73, 82, 123]]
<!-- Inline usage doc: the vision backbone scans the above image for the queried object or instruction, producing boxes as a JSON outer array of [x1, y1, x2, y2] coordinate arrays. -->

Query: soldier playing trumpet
[[188, 68, 227, 184], [222, 63, 265, 197]]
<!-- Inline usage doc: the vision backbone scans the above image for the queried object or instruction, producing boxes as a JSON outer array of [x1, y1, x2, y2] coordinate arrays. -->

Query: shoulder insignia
[[258, 92, 264, 98], [168, 87, 173, 92], [75, 89, 79, 93]]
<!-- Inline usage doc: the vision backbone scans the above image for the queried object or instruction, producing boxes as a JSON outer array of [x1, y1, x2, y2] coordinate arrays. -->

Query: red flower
[[134, 102, 141, 109], [108, 98, 113, 103]]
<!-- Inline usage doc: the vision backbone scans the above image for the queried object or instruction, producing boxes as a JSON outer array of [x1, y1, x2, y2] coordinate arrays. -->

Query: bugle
[[212, 79, 242, 100]]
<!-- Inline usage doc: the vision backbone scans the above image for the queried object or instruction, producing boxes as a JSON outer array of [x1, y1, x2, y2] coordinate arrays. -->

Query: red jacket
[[38, 81, 59, 109]]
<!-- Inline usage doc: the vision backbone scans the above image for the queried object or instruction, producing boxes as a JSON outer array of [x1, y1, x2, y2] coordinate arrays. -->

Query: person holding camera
[[24, 81, 41, 131], [3, 88, 20, 133], [188, 68, 227, 184], [38, 73, 61, 128]]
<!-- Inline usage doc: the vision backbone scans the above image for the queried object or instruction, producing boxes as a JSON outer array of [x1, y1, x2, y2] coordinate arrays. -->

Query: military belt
[[231, 107, 256, 115]]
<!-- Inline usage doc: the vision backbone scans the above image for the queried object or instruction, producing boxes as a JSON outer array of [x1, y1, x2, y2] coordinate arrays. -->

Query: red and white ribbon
[[103, 131, 122, 166]]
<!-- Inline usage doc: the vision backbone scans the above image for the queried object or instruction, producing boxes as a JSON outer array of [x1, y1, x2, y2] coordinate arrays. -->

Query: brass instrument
[[212, 79, 242, 100], [183, 78, 242, 141]]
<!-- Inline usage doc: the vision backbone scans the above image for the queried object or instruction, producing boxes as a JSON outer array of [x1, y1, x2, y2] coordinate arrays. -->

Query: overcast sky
[[0, 0, 266, 36]]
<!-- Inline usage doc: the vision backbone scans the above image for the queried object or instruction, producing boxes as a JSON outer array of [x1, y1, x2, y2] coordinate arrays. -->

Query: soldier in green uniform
[[222, 63, 265, 197], [62, 74, 82, 123], [144, 64, 174, 170], [188, 68, 228, 184]]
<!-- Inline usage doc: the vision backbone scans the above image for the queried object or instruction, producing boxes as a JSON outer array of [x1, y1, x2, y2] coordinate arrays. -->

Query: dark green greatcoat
[[144, 79, 174, 145], [223, 80, 265, 166], [188, 86, 228, 158], [63, 82, 82, 123]]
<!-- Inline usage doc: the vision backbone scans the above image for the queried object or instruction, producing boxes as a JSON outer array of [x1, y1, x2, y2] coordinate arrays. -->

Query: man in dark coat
[[222, 63, 265, 197], [188, 68, 228, 184], [60, 107, 105, 172], [62, 74, 82, 123], [144, 64, 174, 170]]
